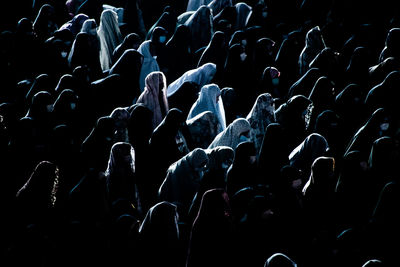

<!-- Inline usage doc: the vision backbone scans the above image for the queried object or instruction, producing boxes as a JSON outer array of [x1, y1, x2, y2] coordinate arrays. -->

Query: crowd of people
[[1, 0, 400, 266]]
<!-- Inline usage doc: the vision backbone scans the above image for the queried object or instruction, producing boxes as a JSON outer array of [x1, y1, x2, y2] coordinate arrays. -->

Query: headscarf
[[184, 5, 214, 53], [110, 107, 130, 143], [258, 123, 290, 186], [208, 0, 233, 15], [25, 88, 52, 118], [105, 142, 140, 210], [275, 95, 313, 150], [186, 188, 233, 267], [302, 156, 335, 196], [136, 71, 169, 130], [187, 84, 226, 133], [365, 70, 400, 114], [246, 93, 275, 155], [137, 201, 180, 266], [379, 28, 400, 62], [298, 26, 326, 75], [234, 2, 252, 31], [289, 133, 329, 183], [287, 67, 321, 99], [81, 18, 97, 35], [187, 111, 221, 149], [33, 4, 58, 42], [109, 49, 143, 103], [16, 161, 59, 223], [158, 148, 209, 214], [264, 253, 297, 267], [59, 13, 89, 36], [167, 81, 200, 118], [344, 108, 391, 158], [164, 24, 193, 82], [208, 118, 251, 149], [137, 40, 160, 92], [68, 32, 102, 74], [226, 141, 257, 195], [112, 33, 142, 62], [167, 63, 217, 97], [81, 116, 115, 171], [197, 31, 227, 70], [206, 146, 234, 171], [52, 89, 79, 126], [187, 0, 213, 12], [97, 9, 123, 71]]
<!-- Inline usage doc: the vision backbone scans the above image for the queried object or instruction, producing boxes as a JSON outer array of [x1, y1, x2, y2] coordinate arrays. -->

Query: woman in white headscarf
[[187, 84, 226, 133], [97, 9, 123, 71], [298, 26, 326, 75], [246, 93, 275, 155], [137, 26, 169, 92], [136, 71, 169, 130], [167, 62, 217, 97], [158, 148, 209, 216], [208, 118, 251, 149]]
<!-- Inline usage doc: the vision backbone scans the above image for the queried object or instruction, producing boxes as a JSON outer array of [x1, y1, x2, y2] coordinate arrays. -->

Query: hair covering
[[208, 118, 251, 149], [25, 90, 53, 120], [16, 161, 59, 223], [365, 70, 400, 114], [167, 81, 200, 118], [112, 33, 142, 62], [187, 111, 221, 149], [187, 0, 213, 12], [302, 156, 335, 196], [136, 71, 169, 130], [184, 5, 214, 53], [197, 31, 227, 69], [264, 253, 297, 267], [110, 107, 130, 143], [344, 108, 390, 158], [299, 26, 326, 75], [137, 201, 180, 266], [59, 13, 89, 36], [206, 146, 234, 171], [105, 142, 140, 208], [68, 32, 102, 74], [226, 141, 257, 195], [246, 93, 275, 155], [109, 49, 143, 103], [137, 40, 161, 92], [167, 63, 217, 97], [234, 2, 252, 31], [164, 24, 193, 82], [186, 188, 233, 267], [187, 84, 226, 133], [33, 4, 58, 41], [258, 123, 290, 185], [81, 18, 97, 35], [301, 156, 337, 232], [361, 260, 384, 267], [158, 148, 209, 214], [52, 89, 79, 124], [289, 133, 329, 182], [379, 28, 400, 62], [208, 0, 232, 15], [97, 9, 123, 71]]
